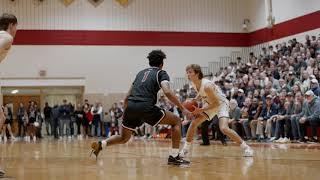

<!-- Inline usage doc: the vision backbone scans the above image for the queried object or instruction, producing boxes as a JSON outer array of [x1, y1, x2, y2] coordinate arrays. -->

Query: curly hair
[[147, 50, 166, 67]]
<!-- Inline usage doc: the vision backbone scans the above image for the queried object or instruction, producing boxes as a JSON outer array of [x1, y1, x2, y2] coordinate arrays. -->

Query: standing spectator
[[27, 105, 37, 142], [91, 102, 103, 137], [1, 105, 15, 141], [52, 104, 60, 139], [84, 104, 93, 137], [59, 99, 71, 139], [74, 104, 85, 139], [43, 102, 53, 136], [17, 103, 26, 138], [109, 103, 123, 135], [102, 112, 112, 137], [69, 103, 76, 137], [35, 103, 43, 139], [21, 110, 28, 141], [35, 103, 43, 138]]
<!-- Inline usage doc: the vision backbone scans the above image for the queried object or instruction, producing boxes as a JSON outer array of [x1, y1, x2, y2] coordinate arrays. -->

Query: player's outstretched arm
[[160, 80, 188, 113], [123, 85, 133, 109]]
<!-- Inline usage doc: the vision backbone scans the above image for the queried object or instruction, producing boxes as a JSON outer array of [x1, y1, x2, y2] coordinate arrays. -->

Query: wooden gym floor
[[1, 138, 320, 180]]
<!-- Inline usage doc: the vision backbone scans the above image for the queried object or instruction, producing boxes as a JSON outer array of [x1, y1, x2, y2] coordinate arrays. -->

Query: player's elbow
[[163, 91, 173, 98], [1, 35, 13, 48], [212, 100, 220, 107]]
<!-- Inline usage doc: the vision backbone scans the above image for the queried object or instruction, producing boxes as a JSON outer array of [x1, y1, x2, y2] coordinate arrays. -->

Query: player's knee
[[220, 126, 230, 134], [170, 117, 181, 127], [123, 137, 130, 143], [121, 136, 130, 144]]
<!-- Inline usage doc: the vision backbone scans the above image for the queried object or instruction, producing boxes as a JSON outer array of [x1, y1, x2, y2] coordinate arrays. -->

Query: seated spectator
[[265, 94, 285, 142], [290, 91, 304, 142], [251, 95, 278, 141], [236, 89, 245, 108], [298, 90, 320, 142], [238, 98, 250, 138], [228, 99, 242, 136], [286, 71, 298, 91], [292, 83, 302, 95], [301, 70, 310, 93], [310, 78, 320, 96], [279, 78, 289, 92], [241, 98, 262, 140], [274, 92, 295, 143]]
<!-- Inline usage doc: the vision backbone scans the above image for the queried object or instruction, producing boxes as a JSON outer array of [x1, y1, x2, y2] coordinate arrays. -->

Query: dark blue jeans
[[104, 122, 110, 137]]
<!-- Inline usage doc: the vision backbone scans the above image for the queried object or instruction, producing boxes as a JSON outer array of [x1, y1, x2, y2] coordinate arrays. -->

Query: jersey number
[[141, 71, 150, 82]]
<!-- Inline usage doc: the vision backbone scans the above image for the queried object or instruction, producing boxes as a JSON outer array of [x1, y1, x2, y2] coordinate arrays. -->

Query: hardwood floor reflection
[[1, 138, 320, 180]]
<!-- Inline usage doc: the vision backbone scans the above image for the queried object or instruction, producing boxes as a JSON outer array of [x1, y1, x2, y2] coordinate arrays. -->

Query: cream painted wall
[[0, 46, 242, 94], [247, 0, 320, 31], [0, 0, 247, 32], [272, 0, 320, 24]]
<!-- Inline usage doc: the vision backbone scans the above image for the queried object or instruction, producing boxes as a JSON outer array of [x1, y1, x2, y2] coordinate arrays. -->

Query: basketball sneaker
[[91, 141, 102, 159], [168, 155, 190, 166], [243, 147, 254, 157], [179, 148, 189, 158], [0, 168, 4, 177]]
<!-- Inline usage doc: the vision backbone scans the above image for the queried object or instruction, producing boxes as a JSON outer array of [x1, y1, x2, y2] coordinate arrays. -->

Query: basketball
[[34, 122, 40, 127], [182, 99, 198, 112]]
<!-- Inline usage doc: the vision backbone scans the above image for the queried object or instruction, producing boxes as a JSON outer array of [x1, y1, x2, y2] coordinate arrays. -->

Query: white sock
[[183, 141, 191, 150], [101, 140, 107, 148], [240, 141, 249, 149], [170, 148, 179, 157]]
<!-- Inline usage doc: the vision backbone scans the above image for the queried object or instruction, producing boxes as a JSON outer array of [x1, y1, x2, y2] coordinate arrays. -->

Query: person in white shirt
[[0, 13, 17, 178], [91, 102, 103, 137], [0, 13, 17, 63], [180, 64, 253, 159]]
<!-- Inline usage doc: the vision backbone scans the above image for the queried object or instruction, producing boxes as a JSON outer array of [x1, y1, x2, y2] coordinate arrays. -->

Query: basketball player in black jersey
[[91, 50, 191, 165]]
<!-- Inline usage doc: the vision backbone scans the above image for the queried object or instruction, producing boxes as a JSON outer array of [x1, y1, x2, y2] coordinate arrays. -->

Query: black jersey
[[128, 67, 170, 105]]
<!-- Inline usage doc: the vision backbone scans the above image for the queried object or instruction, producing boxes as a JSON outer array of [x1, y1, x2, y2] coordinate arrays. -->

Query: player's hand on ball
[[191, 106, 204, 116], [181, 108, 192, 117], [182, 120, 190, 126]]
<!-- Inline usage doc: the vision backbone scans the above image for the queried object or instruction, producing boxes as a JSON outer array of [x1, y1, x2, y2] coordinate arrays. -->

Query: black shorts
[[122, 100, 165, 131], [4, 119, 12, 124]]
